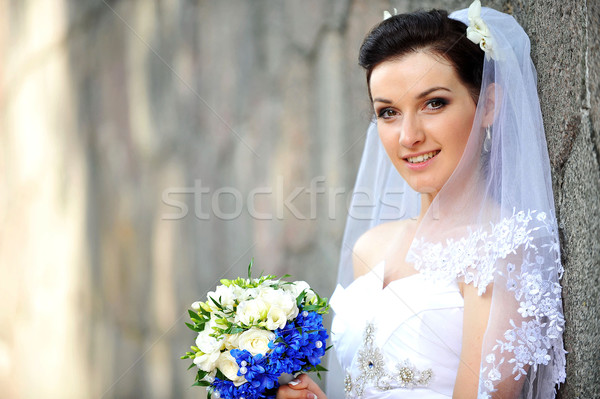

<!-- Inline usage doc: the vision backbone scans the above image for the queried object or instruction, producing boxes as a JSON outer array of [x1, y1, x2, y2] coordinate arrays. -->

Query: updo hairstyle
[[359, 9, 484, 102]]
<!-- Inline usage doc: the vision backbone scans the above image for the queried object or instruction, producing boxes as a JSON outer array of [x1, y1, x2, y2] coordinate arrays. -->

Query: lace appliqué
[[479, 256, 566, 394], [344, 323, 433, 398], [408, 209, 556, 295], [407, 209, 565, 395]]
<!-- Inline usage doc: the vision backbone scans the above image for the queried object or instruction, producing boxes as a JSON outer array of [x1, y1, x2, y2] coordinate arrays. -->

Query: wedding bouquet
[[182, 261, 329, 399]]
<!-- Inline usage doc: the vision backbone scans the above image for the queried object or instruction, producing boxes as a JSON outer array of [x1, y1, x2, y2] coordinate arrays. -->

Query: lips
[[404, 150, 440, 164]]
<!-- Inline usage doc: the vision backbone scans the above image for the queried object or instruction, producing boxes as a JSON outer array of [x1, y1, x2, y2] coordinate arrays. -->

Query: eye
[[377, 108, 399, 120], [425, 98, 448, 110]]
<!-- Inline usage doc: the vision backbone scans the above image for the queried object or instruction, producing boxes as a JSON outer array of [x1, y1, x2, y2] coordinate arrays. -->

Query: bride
[[277, 2, 565, 398]]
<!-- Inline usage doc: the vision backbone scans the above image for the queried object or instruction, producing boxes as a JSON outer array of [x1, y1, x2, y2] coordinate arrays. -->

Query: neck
[[417, 193, 435, 223], [416, 168, 486, 225]]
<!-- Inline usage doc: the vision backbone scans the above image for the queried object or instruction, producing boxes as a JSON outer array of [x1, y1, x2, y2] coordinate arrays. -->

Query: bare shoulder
[[352, 219, 413, 279]]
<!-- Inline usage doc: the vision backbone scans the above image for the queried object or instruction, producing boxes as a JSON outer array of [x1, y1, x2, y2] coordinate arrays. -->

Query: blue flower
[[212, 310, 328, 399]]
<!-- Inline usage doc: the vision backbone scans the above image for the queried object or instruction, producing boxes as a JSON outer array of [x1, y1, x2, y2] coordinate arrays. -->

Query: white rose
[[224, 333, 241, 350], [285, 281, 310, 297], [236, 298, 269, 325], [238, 328, 275, 356], [265, 306, 288, 330], [193, 350, 220, 372], [207, 285, 236, 310], [216, 351, 247, 386], [285, 281, 317, 305], [195, 328, 224, 354], [258, 287, 284, 305], [259, 288, 299, 320], [233, 286, 259, 301]]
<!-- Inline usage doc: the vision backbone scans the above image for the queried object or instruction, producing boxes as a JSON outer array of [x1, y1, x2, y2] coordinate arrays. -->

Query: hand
[[276, 374, 327, 399]]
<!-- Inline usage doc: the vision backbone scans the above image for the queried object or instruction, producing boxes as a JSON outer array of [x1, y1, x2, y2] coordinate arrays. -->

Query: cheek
[[378, 125, 399, 154], [448, 110, 475, 153]]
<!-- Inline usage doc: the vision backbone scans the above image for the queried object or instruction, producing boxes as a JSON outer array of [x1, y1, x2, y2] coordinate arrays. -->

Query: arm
[[453, 282, 493, 398], [453, 282, 526, 399]]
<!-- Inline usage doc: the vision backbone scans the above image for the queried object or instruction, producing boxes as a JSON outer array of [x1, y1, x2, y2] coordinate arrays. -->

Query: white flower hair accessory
[[466, 0, 496, 60], [383, 8, 398, 20]]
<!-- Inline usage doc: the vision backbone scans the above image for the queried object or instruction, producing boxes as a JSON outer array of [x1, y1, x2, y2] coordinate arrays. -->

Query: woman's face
[[369, 51, 477, 198]]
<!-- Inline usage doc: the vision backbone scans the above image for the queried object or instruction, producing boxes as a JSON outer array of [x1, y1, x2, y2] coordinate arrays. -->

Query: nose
[[399, 114, 424, 148]]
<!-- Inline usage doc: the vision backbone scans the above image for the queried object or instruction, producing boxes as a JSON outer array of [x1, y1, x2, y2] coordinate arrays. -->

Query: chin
[[413, 186, 441, 196]]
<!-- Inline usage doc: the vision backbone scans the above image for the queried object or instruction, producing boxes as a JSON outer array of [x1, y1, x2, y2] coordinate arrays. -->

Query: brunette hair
[[359, 9, 484, 101]]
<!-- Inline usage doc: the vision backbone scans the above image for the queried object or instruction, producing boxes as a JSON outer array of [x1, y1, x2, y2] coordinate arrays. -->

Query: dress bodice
[[330, 262, 464, 398]]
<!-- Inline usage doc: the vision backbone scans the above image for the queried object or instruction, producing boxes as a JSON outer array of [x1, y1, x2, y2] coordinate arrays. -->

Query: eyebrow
[[417, 86, 451, 98], [372, 86, 452, 104]]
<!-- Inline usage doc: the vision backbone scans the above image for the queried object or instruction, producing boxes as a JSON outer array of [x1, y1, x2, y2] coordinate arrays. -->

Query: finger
[[298, 374, 327, 398], [276, 385, 317, 399], [287, 377, 308, 390], [287, 375, 326, 398]]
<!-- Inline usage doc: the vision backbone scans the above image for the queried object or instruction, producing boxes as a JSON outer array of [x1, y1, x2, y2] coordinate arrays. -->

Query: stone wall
[[0, 1, 597, 398]]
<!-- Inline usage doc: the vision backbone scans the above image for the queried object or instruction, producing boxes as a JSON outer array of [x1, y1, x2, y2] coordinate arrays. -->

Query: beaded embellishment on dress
[[344, 323, 433, 398]]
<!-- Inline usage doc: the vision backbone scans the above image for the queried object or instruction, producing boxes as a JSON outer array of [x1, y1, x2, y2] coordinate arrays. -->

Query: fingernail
[[307, 394, 317, 399], [288, 379, 300, 386]]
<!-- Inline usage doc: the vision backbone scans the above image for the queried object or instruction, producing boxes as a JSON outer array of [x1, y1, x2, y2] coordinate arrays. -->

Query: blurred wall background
[[0, 0, 598, 398]]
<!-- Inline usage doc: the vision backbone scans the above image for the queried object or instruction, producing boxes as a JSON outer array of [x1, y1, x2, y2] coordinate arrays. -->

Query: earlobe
[[481, 83, 501, 127]]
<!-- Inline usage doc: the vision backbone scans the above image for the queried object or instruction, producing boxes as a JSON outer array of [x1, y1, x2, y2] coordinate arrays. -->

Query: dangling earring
[[483, 125, 492, 152]]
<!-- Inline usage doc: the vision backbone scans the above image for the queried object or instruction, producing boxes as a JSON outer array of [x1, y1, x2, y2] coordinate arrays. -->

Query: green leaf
[[215, 369, 227, 381], [185, 322, 202, 332], [209, 296, 223, 310], [187, 363, 196, 371], [188, 309, 200, 320], [296, 290, 307, 307], [198, 305, 211, 317], [225, 326, 245, 335], [248, 258, 254, 279], [197, 369, 209, 380]]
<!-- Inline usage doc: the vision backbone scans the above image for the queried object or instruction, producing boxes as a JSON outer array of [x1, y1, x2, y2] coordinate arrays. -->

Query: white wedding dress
[[330, 262, 464, 398]]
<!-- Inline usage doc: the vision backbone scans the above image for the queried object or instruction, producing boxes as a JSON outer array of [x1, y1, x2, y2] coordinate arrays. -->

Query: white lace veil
[[330, 4, 566, 398]]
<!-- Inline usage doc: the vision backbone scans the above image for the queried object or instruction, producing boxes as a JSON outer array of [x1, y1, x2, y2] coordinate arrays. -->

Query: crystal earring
[[483, 125, 492, 152]]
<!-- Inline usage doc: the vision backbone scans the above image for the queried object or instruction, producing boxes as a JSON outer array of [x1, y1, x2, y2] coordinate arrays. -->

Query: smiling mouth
[[405, 150, 440, 164]]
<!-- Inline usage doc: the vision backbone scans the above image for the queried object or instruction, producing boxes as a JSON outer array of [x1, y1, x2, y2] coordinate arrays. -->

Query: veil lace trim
[[407, 208, 566, 394], [407, 209, 562, 295]]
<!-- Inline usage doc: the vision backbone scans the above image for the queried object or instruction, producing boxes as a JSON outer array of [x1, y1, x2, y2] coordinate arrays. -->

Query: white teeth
[[407, 151, 439, 164]]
